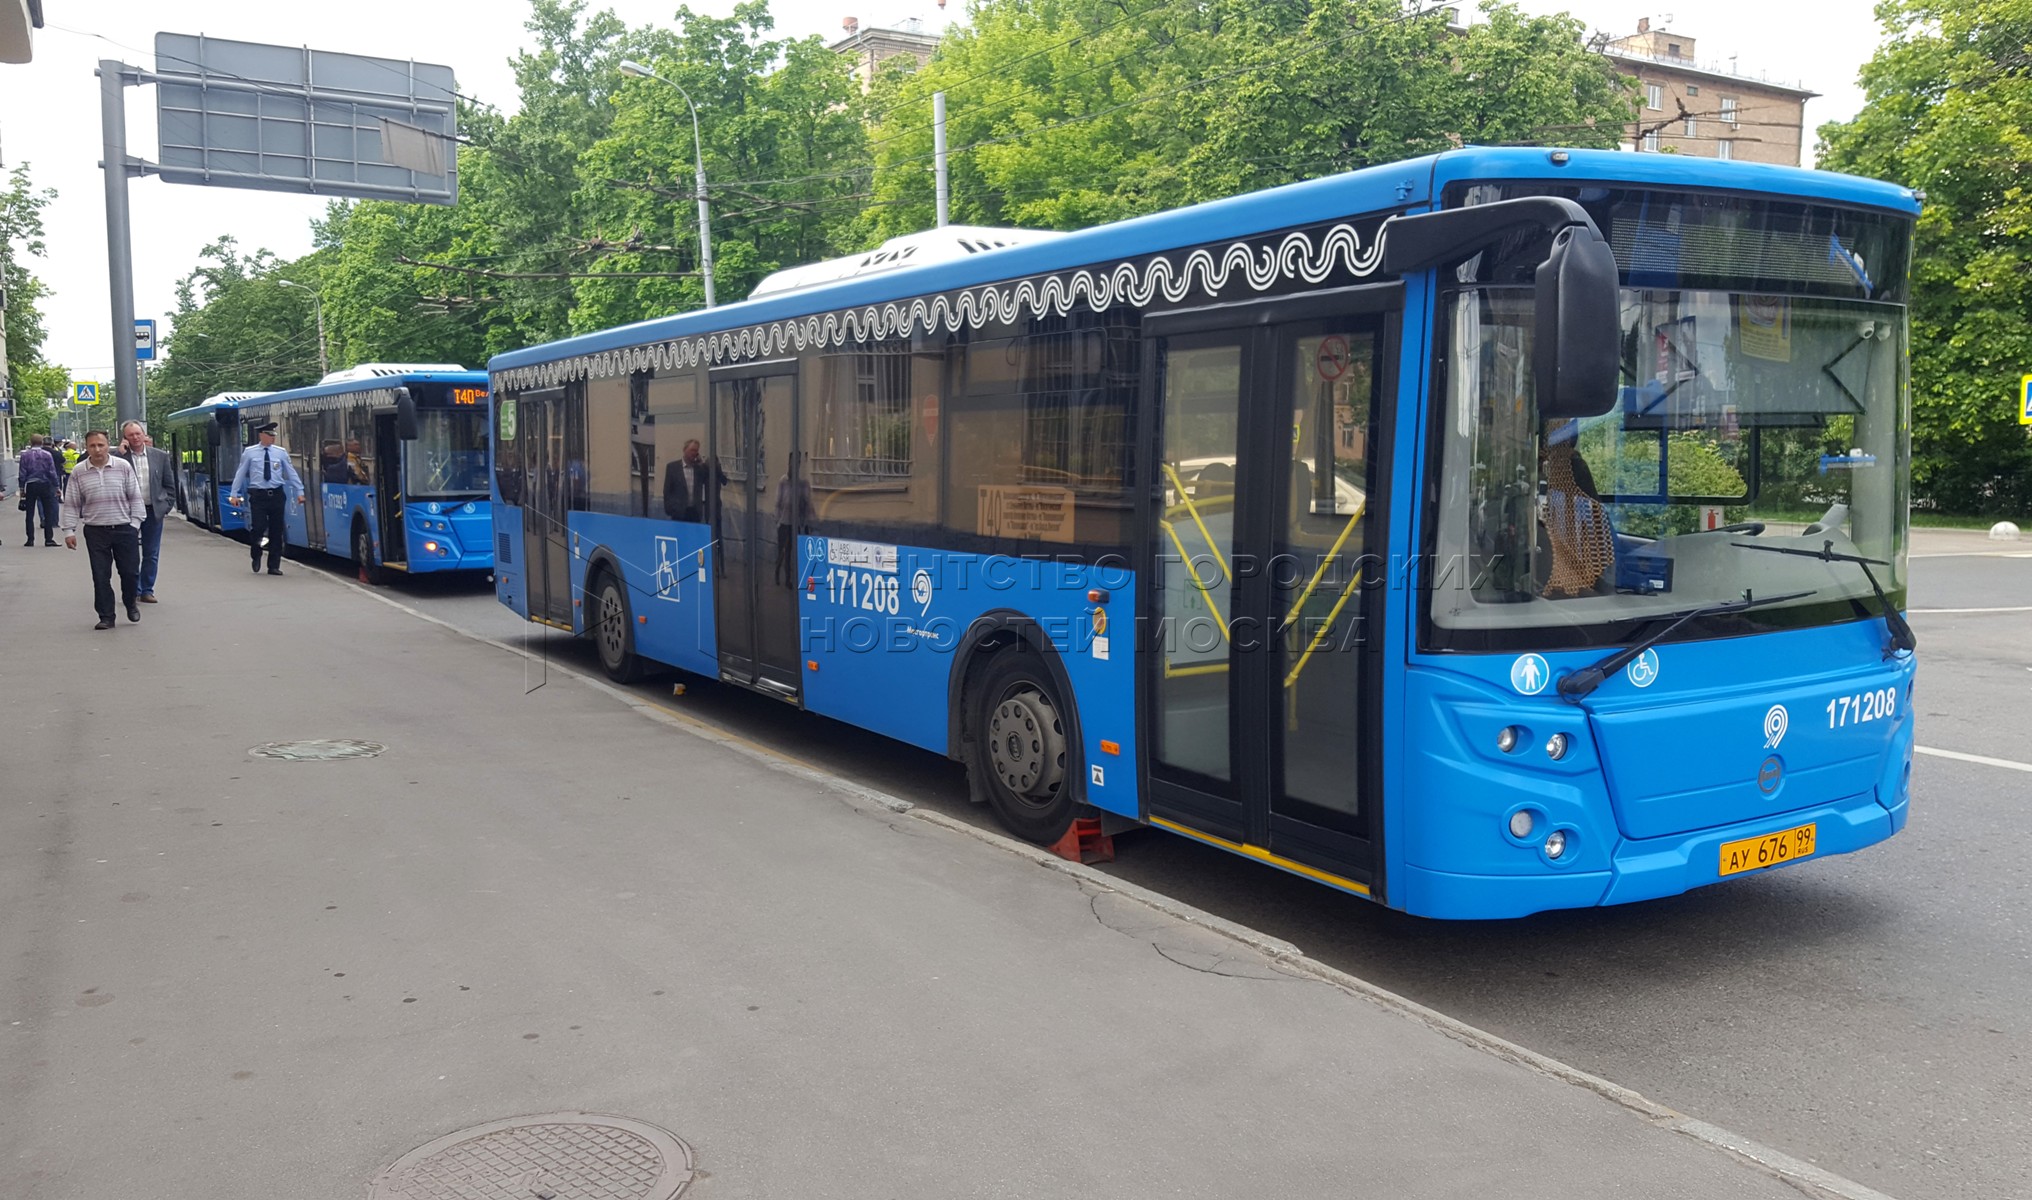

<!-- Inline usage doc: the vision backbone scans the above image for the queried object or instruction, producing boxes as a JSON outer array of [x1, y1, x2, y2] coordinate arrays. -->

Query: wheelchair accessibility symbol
[[1625, 649, 1660, 689]]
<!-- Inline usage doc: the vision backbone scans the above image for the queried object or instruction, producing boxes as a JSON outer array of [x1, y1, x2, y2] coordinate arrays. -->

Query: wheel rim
[[598, 585, 626, 666], [987, 685, 1066, 809], [355, 531, 369, 567]]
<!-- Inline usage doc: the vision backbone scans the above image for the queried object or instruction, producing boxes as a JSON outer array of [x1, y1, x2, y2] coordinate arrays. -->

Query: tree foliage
[[2, 162, 59, 423], [1819, 0, 2032, 514]]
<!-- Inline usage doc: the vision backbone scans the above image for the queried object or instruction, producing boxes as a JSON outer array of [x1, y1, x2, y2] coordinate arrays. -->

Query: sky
[[1, 0, 1887, 383]]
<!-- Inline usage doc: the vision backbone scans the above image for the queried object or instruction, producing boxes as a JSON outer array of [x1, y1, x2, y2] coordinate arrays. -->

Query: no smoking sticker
[[1316, 335, 1351, 381]]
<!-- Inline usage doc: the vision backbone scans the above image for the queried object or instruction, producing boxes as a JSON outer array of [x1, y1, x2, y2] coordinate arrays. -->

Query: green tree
[[1819, 0, 2032, 514], [865, 0, 1632, 238], [148, 238, 324, 427], [573, 2, 866, 326], [2, 162, 58, 411]]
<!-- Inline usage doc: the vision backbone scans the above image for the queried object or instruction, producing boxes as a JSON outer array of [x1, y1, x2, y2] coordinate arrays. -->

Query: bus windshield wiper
[[1731, 539, 1917, 659], [1557, 589, 1820, 702]]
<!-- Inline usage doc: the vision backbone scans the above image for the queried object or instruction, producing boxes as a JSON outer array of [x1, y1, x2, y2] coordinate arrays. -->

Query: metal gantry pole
[[933, 91, 950, 228], [98, 59, 142, 430]]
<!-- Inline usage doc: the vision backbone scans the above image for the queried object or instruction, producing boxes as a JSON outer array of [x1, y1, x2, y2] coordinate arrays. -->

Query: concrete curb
[[310, 565, 1900, 1200]]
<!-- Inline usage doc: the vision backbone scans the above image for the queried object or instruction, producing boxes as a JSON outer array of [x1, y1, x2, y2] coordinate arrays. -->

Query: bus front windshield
[[1428, 187, 1913, 652], [406, 409, 491, 499]]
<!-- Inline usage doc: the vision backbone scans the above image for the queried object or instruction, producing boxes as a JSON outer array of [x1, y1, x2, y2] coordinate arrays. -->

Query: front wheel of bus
[[592, 572, 648, 684], [353, 524, 385, 587], [970, 651, 1076, 844]]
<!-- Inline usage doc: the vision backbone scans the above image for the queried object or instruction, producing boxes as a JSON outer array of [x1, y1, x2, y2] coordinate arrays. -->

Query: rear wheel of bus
[[969, 649, 1077, 845], [592, 570, 648, 684]]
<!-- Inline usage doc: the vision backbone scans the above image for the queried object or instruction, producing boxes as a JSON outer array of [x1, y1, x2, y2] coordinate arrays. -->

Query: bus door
[[289, 413, 323, 550], [710, 364, 801, 700], [1142, 291, 1395, 891], [516, 387, 576, 626], [374, 412, 408, 566]]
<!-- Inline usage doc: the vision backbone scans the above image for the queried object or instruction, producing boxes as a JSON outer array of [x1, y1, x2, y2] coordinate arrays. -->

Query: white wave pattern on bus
[[496, 223, 1385, 391]]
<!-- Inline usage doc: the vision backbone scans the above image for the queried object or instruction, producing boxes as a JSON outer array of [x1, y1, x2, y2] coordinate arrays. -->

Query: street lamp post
[[619, 59, 716, 308], [277, 279, 328, 377]]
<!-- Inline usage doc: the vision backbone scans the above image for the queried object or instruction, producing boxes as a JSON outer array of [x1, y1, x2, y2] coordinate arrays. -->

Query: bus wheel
[[592, 572, 648, 683], [971, 650, 1076, 844], [353, 525, 385, 587]]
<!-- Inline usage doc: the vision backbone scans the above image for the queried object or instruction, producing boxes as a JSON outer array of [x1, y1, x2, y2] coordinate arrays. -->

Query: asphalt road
[[310, 527, 2031, 1200]]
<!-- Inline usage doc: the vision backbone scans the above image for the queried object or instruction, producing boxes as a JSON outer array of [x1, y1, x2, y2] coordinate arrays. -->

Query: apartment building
[[1605, 18, 1817, 166]]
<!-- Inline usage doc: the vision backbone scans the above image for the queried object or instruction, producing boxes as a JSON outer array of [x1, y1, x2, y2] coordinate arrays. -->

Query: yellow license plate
[[1719, 823, 1818, 877]]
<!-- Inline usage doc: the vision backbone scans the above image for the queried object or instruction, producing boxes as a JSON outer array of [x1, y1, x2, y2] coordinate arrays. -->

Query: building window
[[1686, 84, 1700, 96], [1646, 83, 1663, 110], [1685, 116, 1697, 137], [1717, 139, 1733, 161], [1642, 130, 1660, 152], [1667, 42, 1681, 56], [1721, 96, 1739, 127]]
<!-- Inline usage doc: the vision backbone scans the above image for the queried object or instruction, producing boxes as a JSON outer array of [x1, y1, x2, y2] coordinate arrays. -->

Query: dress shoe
[[251, 558, 261, 573], [267, 567, 284, 576], [94, 619, 114, 631], [44, 540, 58, 547], [138, 594, 157, 603], [20, 538, 29, 547], [127, 604, 142, 623]]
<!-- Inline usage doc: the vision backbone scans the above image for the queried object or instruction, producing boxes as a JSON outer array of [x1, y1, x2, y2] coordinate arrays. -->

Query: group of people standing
[[6, 418, 309, 628], [7, 423, 178, 629]]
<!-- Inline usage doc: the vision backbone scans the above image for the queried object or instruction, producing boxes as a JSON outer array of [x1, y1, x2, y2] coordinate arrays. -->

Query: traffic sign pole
[[99, 59, 144, 431]]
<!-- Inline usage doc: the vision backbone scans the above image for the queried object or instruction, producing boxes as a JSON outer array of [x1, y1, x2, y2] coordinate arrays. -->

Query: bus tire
[[353, 523, 385, 587], [591, 570, 648, 684], [969, 649, 1077, 845]]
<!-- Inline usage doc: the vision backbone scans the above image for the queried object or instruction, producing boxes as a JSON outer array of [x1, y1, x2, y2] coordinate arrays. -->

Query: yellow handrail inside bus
[[1162, 462, 1231, 585], [1276, 499, 1365, 635], [1284, 564, 1365, 690]]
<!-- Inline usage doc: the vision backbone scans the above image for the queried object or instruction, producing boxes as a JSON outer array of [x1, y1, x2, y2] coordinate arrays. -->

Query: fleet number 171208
[[1827, 687, 1897, 729]]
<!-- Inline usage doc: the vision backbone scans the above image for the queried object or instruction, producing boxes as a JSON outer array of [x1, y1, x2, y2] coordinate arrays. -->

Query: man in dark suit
[[661, 438, 718, 523], [115, 420, 183, 604]]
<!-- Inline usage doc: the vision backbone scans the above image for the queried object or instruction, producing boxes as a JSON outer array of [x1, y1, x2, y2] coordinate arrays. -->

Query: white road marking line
[[1909, 550, 2032, 558], [1911, 605, 2032, 614], [1916, 746, 2032, 774]]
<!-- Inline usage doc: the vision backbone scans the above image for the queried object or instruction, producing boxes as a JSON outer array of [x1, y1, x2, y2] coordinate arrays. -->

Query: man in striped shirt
[[60, 430, 147, 630]]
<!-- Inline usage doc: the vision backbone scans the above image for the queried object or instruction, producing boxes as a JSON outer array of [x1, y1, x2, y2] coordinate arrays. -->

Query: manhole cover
[[249, 739, 386, 761], [370, 1112, 694, 1200]]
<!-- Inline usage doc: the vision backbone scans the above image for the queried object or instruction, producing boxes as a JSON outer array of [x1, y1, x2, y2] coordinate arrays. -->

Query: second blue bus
[[163, 365, 494, 580]]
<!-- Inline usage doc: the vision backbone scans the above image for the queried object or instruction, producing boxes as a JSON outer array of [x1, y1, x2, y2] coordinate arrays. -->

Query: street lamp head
[[277, 279, 308, 292], [619, 59, 653, 79]]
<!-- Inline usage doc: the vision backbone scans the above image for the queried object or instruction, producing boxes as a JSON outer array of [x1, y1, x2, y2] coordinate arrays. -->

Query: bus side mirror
[[1535, 226, 1620, 420], [394, 387, 420, 441], [212, 410, 237, 444]]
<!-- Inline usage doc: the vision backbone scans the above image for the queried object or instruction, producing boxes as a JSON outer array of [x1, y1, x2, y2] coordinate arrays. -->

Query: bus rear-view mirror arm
[[394, 387, 420, 441], [1382, 197, 1621, 420]]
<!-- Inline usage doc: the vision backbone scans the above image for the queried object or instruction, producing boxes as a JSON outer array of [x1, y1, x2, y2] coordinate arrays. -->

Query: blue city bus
[[488, 147, 1918, 918], [164, 391, 272, 534], [164, 366, 493, 581]]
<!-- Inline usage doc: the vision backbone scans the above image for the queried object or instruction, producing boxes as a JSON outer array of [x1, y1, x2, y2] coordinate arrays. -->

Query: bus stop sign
[[2021, 374, 2032, 425]]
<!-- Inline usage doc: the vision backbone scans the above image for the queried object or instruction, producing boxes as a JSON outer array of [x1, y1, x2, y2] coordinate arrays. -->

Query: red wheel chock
[[1048, 816, 1115, 865]]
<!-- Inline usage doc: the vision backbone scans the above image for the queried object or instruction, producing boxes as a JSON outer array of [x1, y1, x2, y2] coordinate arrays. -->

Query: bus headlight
[[1496, 726, 1520, 754], [423, 540, 442, 554], [1544, 830, 1568, 860], [1508, 810, 1535, 838], [1545, 732, 1570, 761]]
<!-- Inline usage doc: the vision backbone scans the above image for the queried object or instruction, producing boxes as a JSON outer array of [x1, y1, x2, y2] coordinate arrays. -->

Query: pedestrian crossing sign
[[72, 381, 101, 406], [2021, 374, 2032, 425]]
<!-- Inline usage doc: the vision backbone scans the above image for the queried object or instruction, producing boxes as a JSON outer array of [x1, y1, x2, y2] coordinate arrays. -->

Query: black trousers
[[84, 524, 140, 620], [247, 489, 287, 569], [23, 480, 58, 541]]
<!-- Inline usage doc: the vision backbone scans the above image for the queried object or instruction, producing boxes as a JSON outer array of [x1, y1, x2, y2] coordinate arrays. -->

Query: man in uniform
[[114, 420, 181, 603], [227, 422, 306, 575]]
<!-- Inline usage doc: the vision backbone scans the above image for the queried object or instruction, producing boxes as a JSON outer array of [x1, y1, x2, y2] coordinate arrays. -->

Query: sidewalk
[[1, 521, 1843, 1199]]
